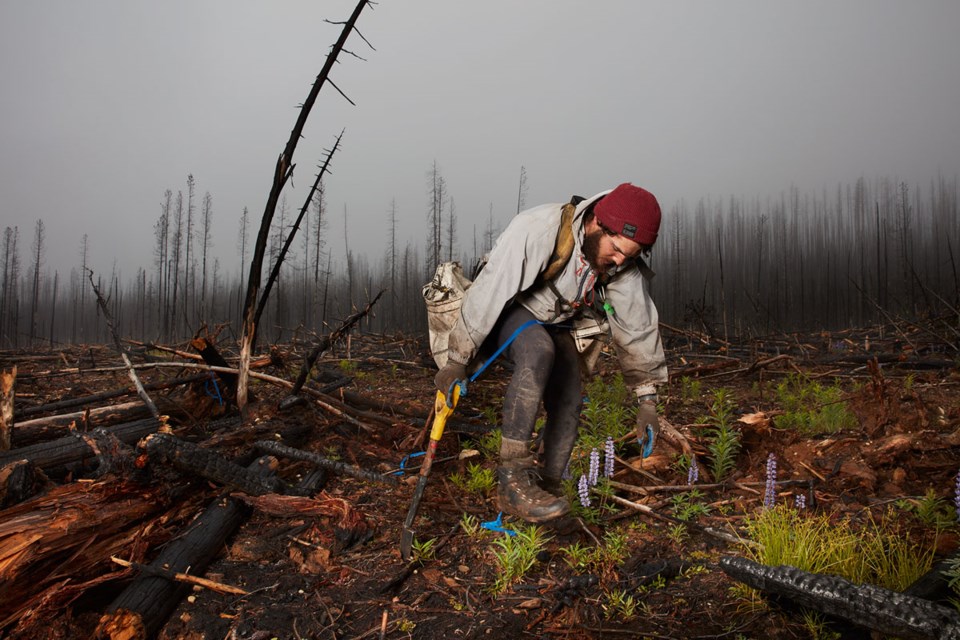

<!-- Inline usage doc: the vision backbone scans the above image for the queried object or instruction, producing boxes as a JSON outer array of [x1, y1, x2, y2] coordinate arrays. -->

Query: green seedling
[[701, 388, 741, 482], [773, 373, 857, 435], [489, 523, 551, 595], [603, 589, 639, 620], [411, 536, 437, 560]]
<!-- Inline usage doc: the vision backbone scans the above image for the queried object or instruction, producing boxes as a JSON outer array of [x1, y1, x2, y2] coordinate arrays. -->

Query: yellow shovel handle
[[430, 384, 460, 441]]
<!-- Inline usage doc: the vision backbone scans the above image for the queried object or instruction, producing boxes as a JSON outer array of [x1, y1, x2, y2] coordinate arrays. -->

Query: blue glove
[[636, 397, 659, 458]]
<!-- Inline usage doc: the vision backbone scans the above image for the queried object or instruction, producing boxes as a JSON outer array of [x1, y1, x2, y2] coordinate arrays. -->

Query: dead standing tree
[[251, 130, 344, 351], [237, 0, 373, 413]]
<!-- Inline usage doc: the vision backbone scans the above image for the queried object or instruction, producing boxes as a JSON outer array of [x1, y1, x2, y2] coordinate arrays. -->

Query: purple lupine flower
[[764, 453, 778, 509], [687, 457, 699, 485], [955, 468, 960, 522], [604, 437, 615, 478], [795, 493, 806, 510], [578, 474, 591, 508], [588, 448, 600, 486]]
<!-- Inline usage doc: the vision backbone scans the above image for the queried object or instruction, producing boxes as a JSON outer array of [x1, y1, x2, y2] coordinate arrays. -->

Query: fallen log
[[97, 455, 279, 640], [17, 373, 210, 419], [253, 439, 397, 485], [139, 432, 283, 496], [719, 556, 960, 640], [0, 459, 47, 508], [0, 478, 184, 629], [1, 366, 14, 451], [10, 400, 155, 446], [0, 418, 161, 474]]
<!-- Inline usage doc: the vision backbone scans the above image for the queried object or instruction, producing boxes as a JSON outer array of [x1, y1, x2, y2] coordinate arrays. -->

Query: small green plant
[[636, 574, 667, 593], [396, 618, 416, 633], [801, 611, 842, 640], [670, 489, 712, 521], [667, 522, 689, 546], [680, 376, 702, 401], [560, 541, 593, 570], [460, 513, 484, 539], [603, 588, 639, 620], [746, 505, 938, 592], [595, 528, 630, 570], [480, 404, 500, 428], [580, 373, 635, 448], [450, 462, 496, 494], [772, 373, 857, 435], [907, 489, 956, 529], [337, 358, 366, 379], [468, 428, 502, 461], [489, 523, 552, 594], [701, 388, 741, 482], [411, 537, 437, 561]]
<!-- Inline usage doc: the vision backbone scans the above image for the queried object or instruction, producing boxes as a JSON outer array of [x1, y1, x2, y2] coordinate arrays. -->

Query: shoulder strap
[[540, 195, 584, 282]]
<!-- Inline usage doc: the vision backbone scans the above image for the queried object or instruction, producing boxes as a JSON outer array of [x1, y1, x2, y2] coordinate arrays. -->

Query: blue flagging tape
[[205, 373, 224, 406], [481, 511, 517, 536]]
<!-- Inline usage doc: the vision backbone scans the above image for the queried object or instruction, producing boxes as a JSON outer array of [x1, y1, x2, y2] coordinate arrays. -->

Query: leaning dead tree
[[87, 270, 160, 420], [251, 130, 344, 351], [237, 0, 373, 413]]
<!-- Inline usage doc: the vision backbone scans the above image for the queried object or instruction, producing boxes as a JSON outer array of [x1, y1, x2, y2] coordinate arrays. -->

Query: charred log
[[0, 459, 47, 508], [1, 366, 14, 451], [719, 555, 960, 640], [17, 373, 209, 419], [97, 455, 278, 640], [0, 479, 182, 630], [253, 439, 397, 485], [11, 401, 158, 447], [139, 432, 283, 496], [0, 418, 161, 475]]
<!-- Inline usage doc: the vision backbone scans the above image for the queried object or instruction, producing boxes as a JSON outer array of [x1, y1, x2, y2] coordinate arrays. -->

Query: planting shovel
[[400, 383, 461, 561]]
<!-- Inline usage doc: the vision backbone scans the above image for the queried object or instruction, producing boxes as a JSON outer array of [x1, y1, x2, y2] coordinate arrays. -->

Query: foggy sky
[[2, 1, 959, 281]]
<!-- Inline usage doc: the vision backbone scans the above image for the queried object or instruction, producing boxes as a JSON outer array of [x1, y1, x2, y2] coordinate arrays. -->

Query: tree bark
[[96, 455, 278, 640], [0, 366, 14, 450]]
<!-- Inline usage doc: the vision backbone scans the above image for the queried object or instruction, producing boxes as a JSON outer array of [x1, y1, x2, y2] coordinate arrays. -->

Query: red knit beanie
[[593, 183, 661, 246]]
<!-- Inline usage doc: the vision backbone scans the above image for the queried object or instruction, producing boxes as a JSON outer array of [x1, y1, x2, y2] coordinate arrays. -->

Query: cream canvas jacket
[[446, 189, 667, 397]]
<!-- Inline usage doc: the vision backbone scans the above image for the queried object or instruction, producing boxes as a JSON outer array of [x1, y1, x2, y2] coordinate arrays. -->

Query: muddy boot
[[497, 457, 570, 523], [537, 475, 564, 498]]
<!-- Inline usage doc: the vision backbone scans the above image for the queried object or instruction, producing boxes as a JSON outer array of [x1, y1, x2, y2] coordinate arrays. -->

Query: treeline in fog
[[1, 174, 957, 350]]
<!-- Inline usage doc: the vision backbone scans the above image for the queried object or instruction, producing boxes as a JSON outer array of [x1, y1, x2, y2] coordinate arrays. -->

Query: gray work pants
[[487, 304, 583, 480]]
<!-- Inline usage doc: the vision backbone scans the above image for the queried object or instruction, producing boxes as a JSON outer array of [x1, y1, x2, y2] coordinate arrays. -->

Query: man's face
[[583, 217, 645, 276]]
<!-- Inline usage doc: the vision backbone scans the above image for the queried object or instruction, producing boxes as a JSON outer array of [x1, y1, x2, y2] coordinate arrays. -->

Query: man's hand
[[435, 361, 467, 399], [635, 396, 659, 458]]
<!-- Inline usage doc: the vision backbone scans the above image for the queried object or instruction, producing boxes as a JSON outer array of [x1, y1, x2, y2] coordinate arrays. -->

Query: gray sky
[[2, 1, 959, 281]]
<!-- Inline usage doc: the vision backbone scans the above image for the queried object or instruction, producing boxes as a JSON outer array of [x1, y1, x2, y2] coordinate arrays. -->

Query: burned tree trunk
[[96, 455, 279, 640], [0, 418, 161, 475], [237, 0, 372, 412], [0, 479, 181, 629], [139, 432, 283, 496], [719, 556, 960, 640], [9, 401, 156, 447], [0, 366, 14, 451], [190, 337, 237, 402]]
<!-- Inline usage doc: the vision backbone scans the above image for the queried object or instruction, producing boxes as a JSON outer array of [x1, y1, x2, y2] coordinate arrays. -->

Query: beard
[[582, 226, 606, 274]]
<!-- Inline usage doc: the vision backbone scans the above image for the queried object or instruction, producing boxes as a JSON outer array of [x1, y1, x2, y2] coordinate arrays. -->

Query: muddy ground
[[1, 326, 958, 639]]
